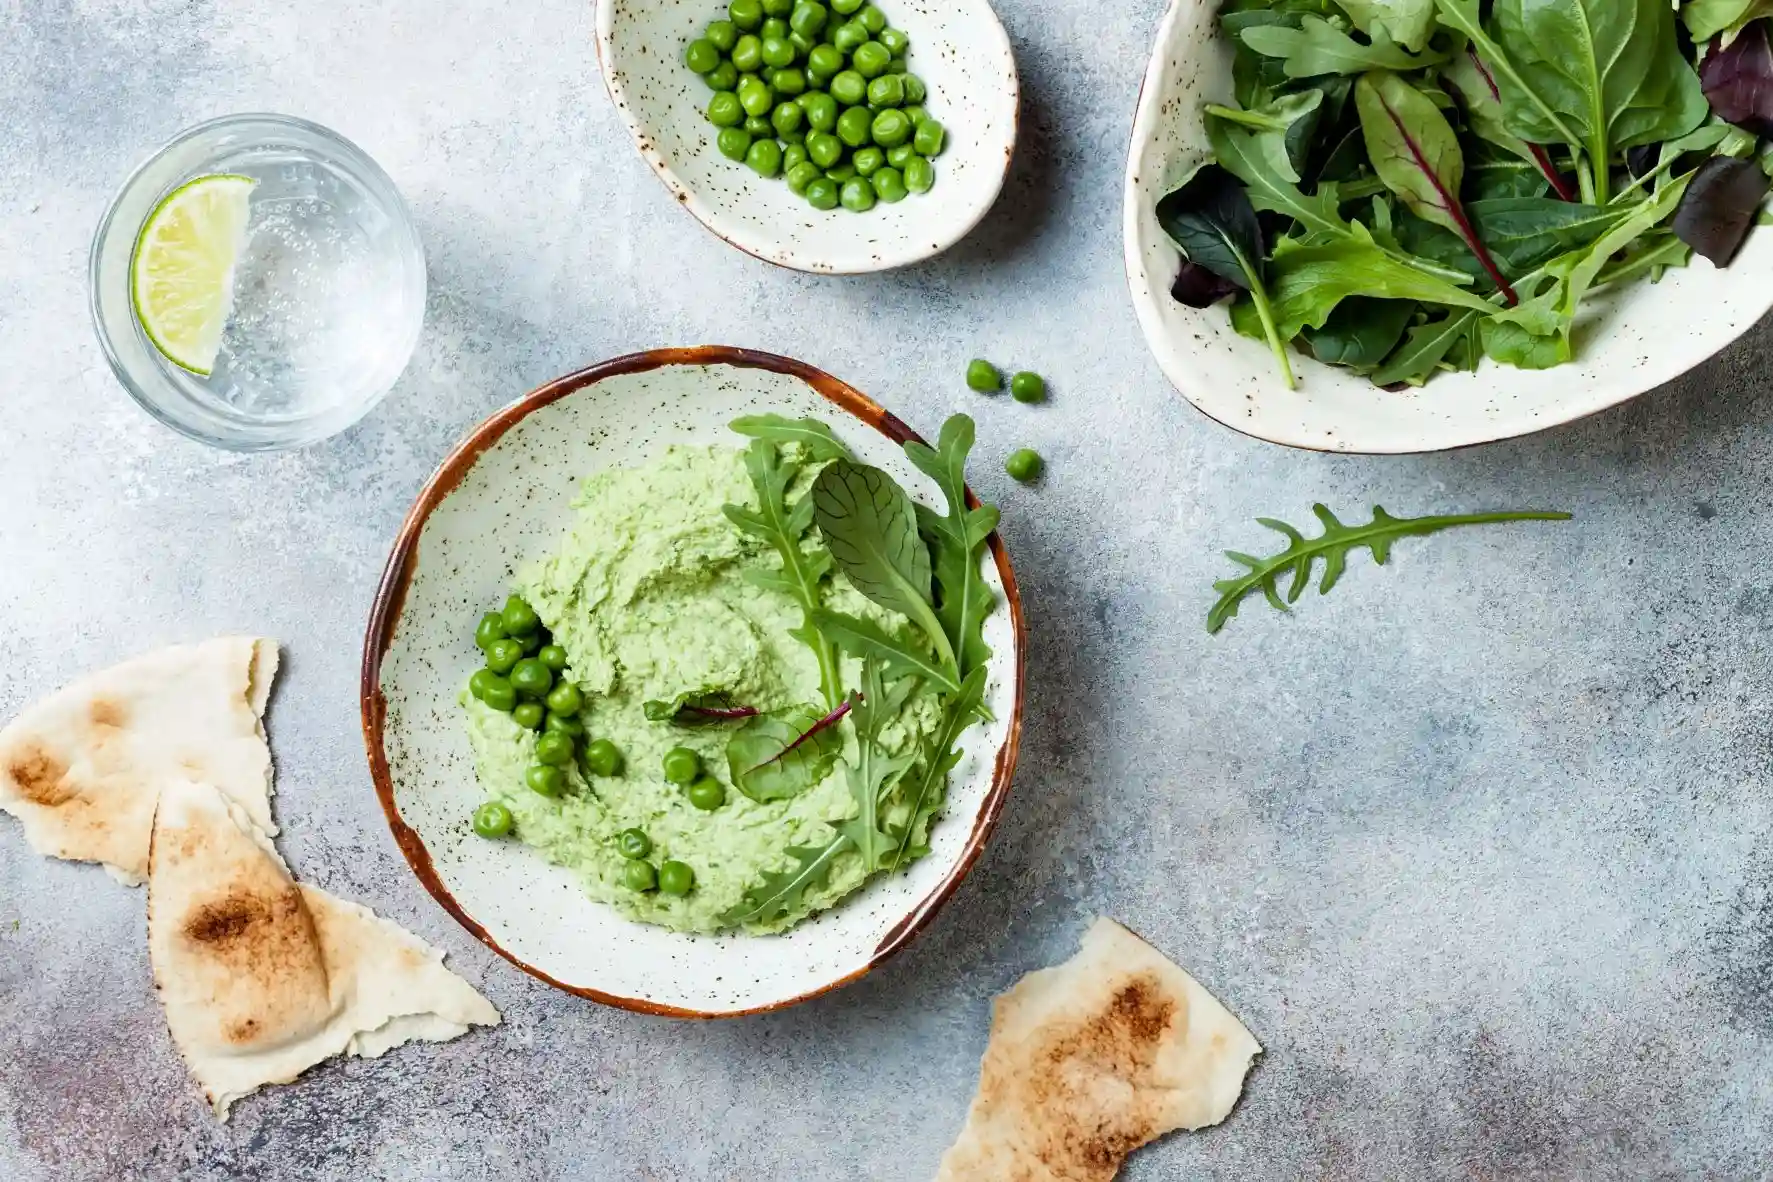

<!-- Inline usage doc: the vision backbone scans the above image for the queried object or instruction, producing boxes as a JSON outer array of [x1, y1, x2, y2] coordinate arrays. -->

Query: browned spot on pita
[[184, 895, 266, 946], [173, 878, 330, 1047], [89, 698, 127, 729], [7, 743, 77, 808]]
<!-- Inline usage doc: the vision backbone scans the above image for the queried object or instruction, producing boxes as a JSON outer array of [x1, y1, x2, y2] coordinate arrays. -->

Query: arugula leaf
[[724, 439, 844, 709], [1370, 308, 1483, 385], [729, 414, 855, 463], [810, 609, 962, 693], [902, 414, 1000, 680], [887, 665, 988, 871], [1240, 16, 1449, 78], [812, 459, 959, 676], [1355, 70, 1519, 303], [1552, 173, 1693, 339], [835, 662, 918, 872], [1684, 0, 1773, 43], [1334, 0, 1438, 52], [726, 701, 848, 802], [1156, 165, 1298, 388], [1444, 49, 1578, 200], [1267, 222, 1495, 338], [1299, 297, 1416, 370], [1207, 504, 1571, 633], [719, 836, 851, 928], [642, 688, 759, 725], [1672, 155, 1771, 264], [1205, 91, 1325, 182]]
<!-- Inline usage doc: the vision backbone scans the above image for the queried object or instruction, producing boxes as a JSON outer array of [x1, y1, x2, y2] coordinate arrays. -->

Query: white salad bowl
[[595, 0, 1019, 273], [1123, 0, 1773, 453], [362, 348, 1024, 1017]]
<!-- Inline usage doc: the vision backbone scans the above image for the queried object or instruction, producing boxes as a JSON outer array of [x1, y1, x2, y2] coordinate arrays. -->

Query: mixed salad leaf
[[1162, 0, 1773, 387]]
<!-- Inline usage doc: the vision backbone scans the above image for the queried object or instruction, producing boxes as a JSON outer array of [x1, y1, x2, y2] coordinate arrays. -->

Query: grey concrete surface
[[4, 0, 1773, 1178]]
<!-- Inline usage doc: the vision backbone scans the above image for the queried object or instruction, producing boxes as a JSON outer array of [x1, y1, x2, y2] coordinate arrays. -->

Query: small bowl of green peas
[[596, 0, 1018, 273]]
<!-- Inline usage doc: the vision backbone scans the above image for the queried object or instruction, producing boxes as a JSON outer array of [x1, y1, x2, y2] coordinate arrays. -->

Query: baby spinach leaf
[[812, 459, 957, 677], [1701, 21, 1773, 137], [1479, 318, 1567, 368], [1241, 16, 1450, 78], [1356, 70, 1520, 302], [1334, 0, 1438, 52], [643, 689, 759, 725], [1370, 308, 1483, 385], [811, 609, 962, 693], [1468, 198, 1628, 272], [1672, 154, 1772, 263], [887, 665, 988, 872], [903, 415, 1000, 681], [1267, 222, 1495, 338], [1156, 164, 1299, 387], [1205, 90, 1325, 182], [726, 701, 848, 803], [835, 662, 918, 872], [1685, 0, 1773, 43], [1444, 49, 1578, 200], [1299, 297, 1417, 369], [730, 414, 855, 463]]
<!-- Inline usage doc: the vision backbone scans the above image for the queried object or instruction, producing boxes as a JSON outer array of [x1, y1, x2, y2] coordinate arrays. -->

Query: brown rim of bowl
[[360, 346, 1027, 1019]]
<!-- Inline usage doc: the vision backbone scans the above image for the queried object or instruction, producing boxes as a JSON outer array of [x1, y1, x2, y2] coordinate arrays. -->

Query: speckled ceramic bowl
[[1123, 0, 1773, 454], [595, 0, 1018, 273], [362, 348, 1023, 1016]]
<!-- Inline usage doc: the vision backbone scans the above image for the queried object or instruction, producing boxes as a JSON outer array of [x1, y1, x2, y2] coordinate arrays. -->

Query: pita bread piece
[[147, 780, 500, 1119], [0, 637, 278, 884], [937, 918, 1261, 1182]]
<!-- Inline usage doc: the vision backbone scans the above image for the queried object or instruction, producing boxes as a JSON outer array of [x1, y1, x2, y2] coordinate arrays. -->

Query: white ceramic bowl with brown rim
[[362, 348, 1024, 1016], [1123, 0, 1773, 454], [595, 0, 1018, 273]]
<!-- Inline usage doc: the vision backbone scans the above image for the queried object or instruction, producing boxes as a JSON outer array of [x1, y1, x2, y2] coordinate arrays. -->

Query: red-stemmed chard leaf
[[643, 688, 760, 725], [1356, 70, 1519, 305], [725, 700, 851, 803], [1701, 20, 1773, 136], [1455, 50, 1578, 201], [1672, 155, 1771, 264]]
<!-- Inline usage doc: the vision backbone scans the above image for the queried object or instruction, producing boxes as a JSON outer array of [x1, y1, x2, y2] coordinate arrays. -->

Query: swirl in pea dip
[[461, 415, 996, 934]]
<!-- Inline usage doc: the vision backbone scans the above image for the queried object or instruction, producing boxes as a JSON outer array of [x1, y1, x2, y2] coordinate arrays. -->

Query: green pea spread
[[463, 445, 941, 934]]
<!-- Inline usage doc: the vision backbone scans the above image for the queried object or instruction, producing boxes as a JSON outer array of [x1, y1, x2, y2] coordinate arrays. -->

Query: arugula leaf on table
[[1299, 297, 1417, 370], [1369, 308, 1484, 385], [812, 459, 959, 678], [1267, 221, 1494, 338], [1206, 504, 1571, 633], [1443, 49, 1577, 200], [1355, 70, 1519, 302], [719, 837, 852, 928], [902, 414, 1000, 681], [1240, 16, 1450, 78], [809, 609, 961, 693], [888, 666, 988, 871], [1156, 165, 1298, 388], [1205, 90, 1325, 182], [643, 688, 759, 725], [726, 701, 849, 802], [1333, 0, 1438, 52], [730, 414, 855, 463], [724, 438, 844, 709], [1684, 0, 1773, 44], [835, 662, 918, 872]]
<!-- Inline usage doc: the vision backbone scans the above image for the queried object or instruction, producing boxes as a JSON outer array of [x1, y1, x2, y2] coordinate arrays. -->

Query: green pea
[[769, 66, 806, 96], [1005, 448, 1044, 483], [783, 142, 809, 170], [525, 764, 565, 797], [731, 33, 763, 71], [482, 677, 517, 712], [658, 860, 695, 896], [790, 1, 828, 38], [871, 165, 907, 202], [967, 358, 1002, 392], [913, 117, 946, 157], [825, 162, 857, 182], [771, 100, 804, 136], [468, 668, 501, 704], [738, 76, 774, 117], [685, 38, 720, 73], [687, 776, 727, 810], [623, 860, 659, 892], [500, 595, 540, 637], [887, 142, 916, 168], [760, 35, 795, 68], [805, 176, 841, 209], [717, 126, 753, 161], [851, 41, 891, 79], [803, 93, 839, 133], [903, 154, 935, 193], [870, 107, 911, 148], [829, 69, 866, 106], [663, 746, 702, 785], [902, 73, 926, 104], [544, 682, 583, 716], [484, 638, 523, 675], [807, 43, 844, 80], [1011, 371, 1046, 404], [858, 3, 886, 32], [746, 137, 783, 176], [785, 161, 823, 193], [513, 702, 546, 730], [762, 0, 793, 15], [806, 129, 843, 166], [836, 105, 873, 147], [852, 146, 884, 176], [475, 612, 507, 651], [706, 18, 739, 51], [789, 29, 815, 56], [708, 91, 743, 127], [744, 114, 773, 137], [509, 658, 553, 698], [537, 644, 568, 673], [729, 0, 763, 28], [831, 0, 862, 13], [617, 828, 653, 860], [866, 73, 904, 108], [903, 104, 927, 124], [879, 26, 908, 54], [545, 711, 586, 738], [583, 739, 624, 778], [536, 732, 576, 767], [840, 176, 876, 211], [831, 19, 867, 53], [760, 16, 790, 39], [518, 629, 544, 655], [885, 56, 907, 75], [472, 801, 514, 838]]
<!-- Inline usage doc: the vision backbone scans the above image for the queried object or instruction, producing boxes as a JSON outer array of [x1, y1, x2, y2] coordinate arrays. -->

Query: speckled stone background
[[4, 0, 1773, 1178]]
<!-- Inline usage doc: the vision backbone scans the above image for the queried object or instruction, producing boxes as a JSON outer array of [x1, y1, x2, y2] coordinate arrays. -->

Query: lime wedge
[[130, 173, 256, 376]]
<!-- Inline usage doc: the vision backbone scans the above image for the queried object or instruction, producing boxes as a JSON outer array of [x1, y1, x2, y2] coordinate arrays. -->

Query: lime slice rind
[[130, 173, 257, 377]]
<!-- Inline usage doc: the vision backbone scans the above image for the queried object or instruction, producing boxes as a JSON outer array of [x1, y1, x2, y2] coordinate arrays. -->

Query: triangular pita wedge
[[0, 637, 278, 883], [937, 918, 1261, 1182], [147, 779, 500, 1119]]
